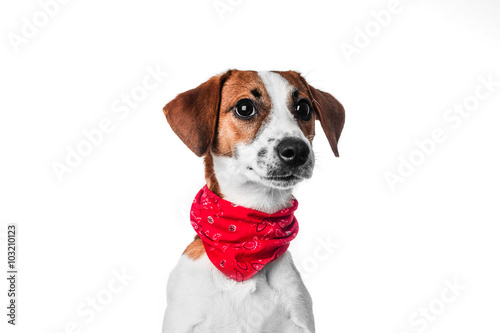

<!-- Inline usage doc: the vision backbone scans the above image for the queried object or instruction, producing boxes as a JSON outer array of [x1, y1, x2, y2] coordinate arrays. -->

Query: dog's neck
[[204, 152, 294, 214]]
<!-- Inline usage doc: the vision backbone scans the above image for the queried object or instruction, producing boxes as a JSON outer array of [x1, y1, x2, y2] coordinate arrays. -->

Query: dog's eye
[[234, 99, 256, 119], [296, 100, 312, 120]]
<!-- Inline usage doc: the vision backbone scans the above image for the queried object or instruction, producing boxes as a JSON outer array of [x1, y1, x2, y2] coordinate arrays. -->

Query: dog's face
[[164, 70, 344, 192], [213, 71, 317, 190]]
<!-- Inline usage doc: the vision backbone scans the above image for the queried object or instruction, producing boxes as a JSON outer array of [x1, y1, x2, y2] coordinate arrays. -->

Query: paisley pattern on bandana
[[190, 185, 299, 281]]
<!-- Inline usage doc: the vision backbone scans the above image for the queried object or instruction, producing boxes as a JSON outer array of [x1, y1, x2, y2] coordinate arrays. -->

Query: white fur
[[162, 71, 315, 333], [163, 252, 314, 333]]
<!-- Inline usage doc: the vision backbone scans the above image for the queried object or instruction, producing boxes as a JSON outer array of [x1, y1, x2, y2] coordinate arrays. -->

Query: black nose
[[276, 138, 310, 167]]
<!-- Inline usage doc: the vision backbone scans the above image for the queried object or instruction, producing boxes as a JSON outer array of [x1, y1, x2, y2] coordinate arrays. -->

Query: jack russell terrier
[[161, 70, 345, 333]]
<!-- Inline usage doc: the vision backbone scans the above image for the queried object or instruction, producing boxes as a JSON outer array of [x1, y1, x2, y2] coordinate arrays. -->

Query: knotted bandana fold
[[190, 185, 299, 281]]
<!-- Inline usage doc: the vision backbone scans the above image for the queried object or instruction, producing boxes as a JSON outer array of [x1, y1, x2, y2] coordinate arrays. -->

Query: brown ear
[[163, 70, 232, 157], [301, 79, 345, 157]]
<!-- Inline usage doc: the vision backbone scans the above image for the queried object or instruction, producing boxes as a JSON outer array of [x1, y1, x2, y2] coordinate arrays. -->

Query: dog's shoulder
[[183, 235, 205, 260]]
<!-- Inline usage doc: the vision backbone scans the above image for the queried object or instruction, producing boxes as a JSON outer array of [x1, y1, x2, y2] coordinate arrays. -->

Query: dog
[[161, 70, 345, 333]]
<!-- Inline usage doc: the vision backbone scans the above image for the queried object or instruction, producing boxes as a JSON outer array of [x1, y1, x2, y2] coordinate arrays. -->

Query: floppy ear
[[301, 79, 345, 157], [163, 70, 232, 157]]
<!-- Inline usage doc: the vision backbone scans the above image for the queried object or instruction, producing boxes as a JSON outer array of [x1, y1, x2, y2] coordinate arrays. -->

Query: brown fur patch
[[183, 235, 205, 260], [204, 150, 222, 197], [212, 71, 272, 156], [163, 71, 232, 157]]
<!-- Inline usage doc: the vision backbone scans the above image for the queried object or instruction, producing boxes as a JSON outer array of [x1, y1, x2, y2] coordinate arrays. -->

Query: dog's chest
[[196, 268, 281, 332], [166, 252, 302, 332]]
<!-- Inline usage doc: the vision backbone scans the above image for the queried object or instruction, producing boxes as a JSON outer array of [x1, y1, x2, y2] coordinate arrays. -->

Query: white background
[[1, 0, 500, 332]]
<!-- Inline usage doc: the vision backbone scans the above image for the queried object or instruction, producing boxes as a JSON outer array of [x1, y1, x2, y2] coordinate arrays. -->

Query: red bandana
[[190, 185, 299, 282]]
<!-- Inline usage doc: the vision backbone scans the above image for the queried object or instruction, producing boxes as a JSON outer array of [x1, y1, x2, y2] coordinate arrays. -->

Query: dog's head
[[163, 70, 344, 195]]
